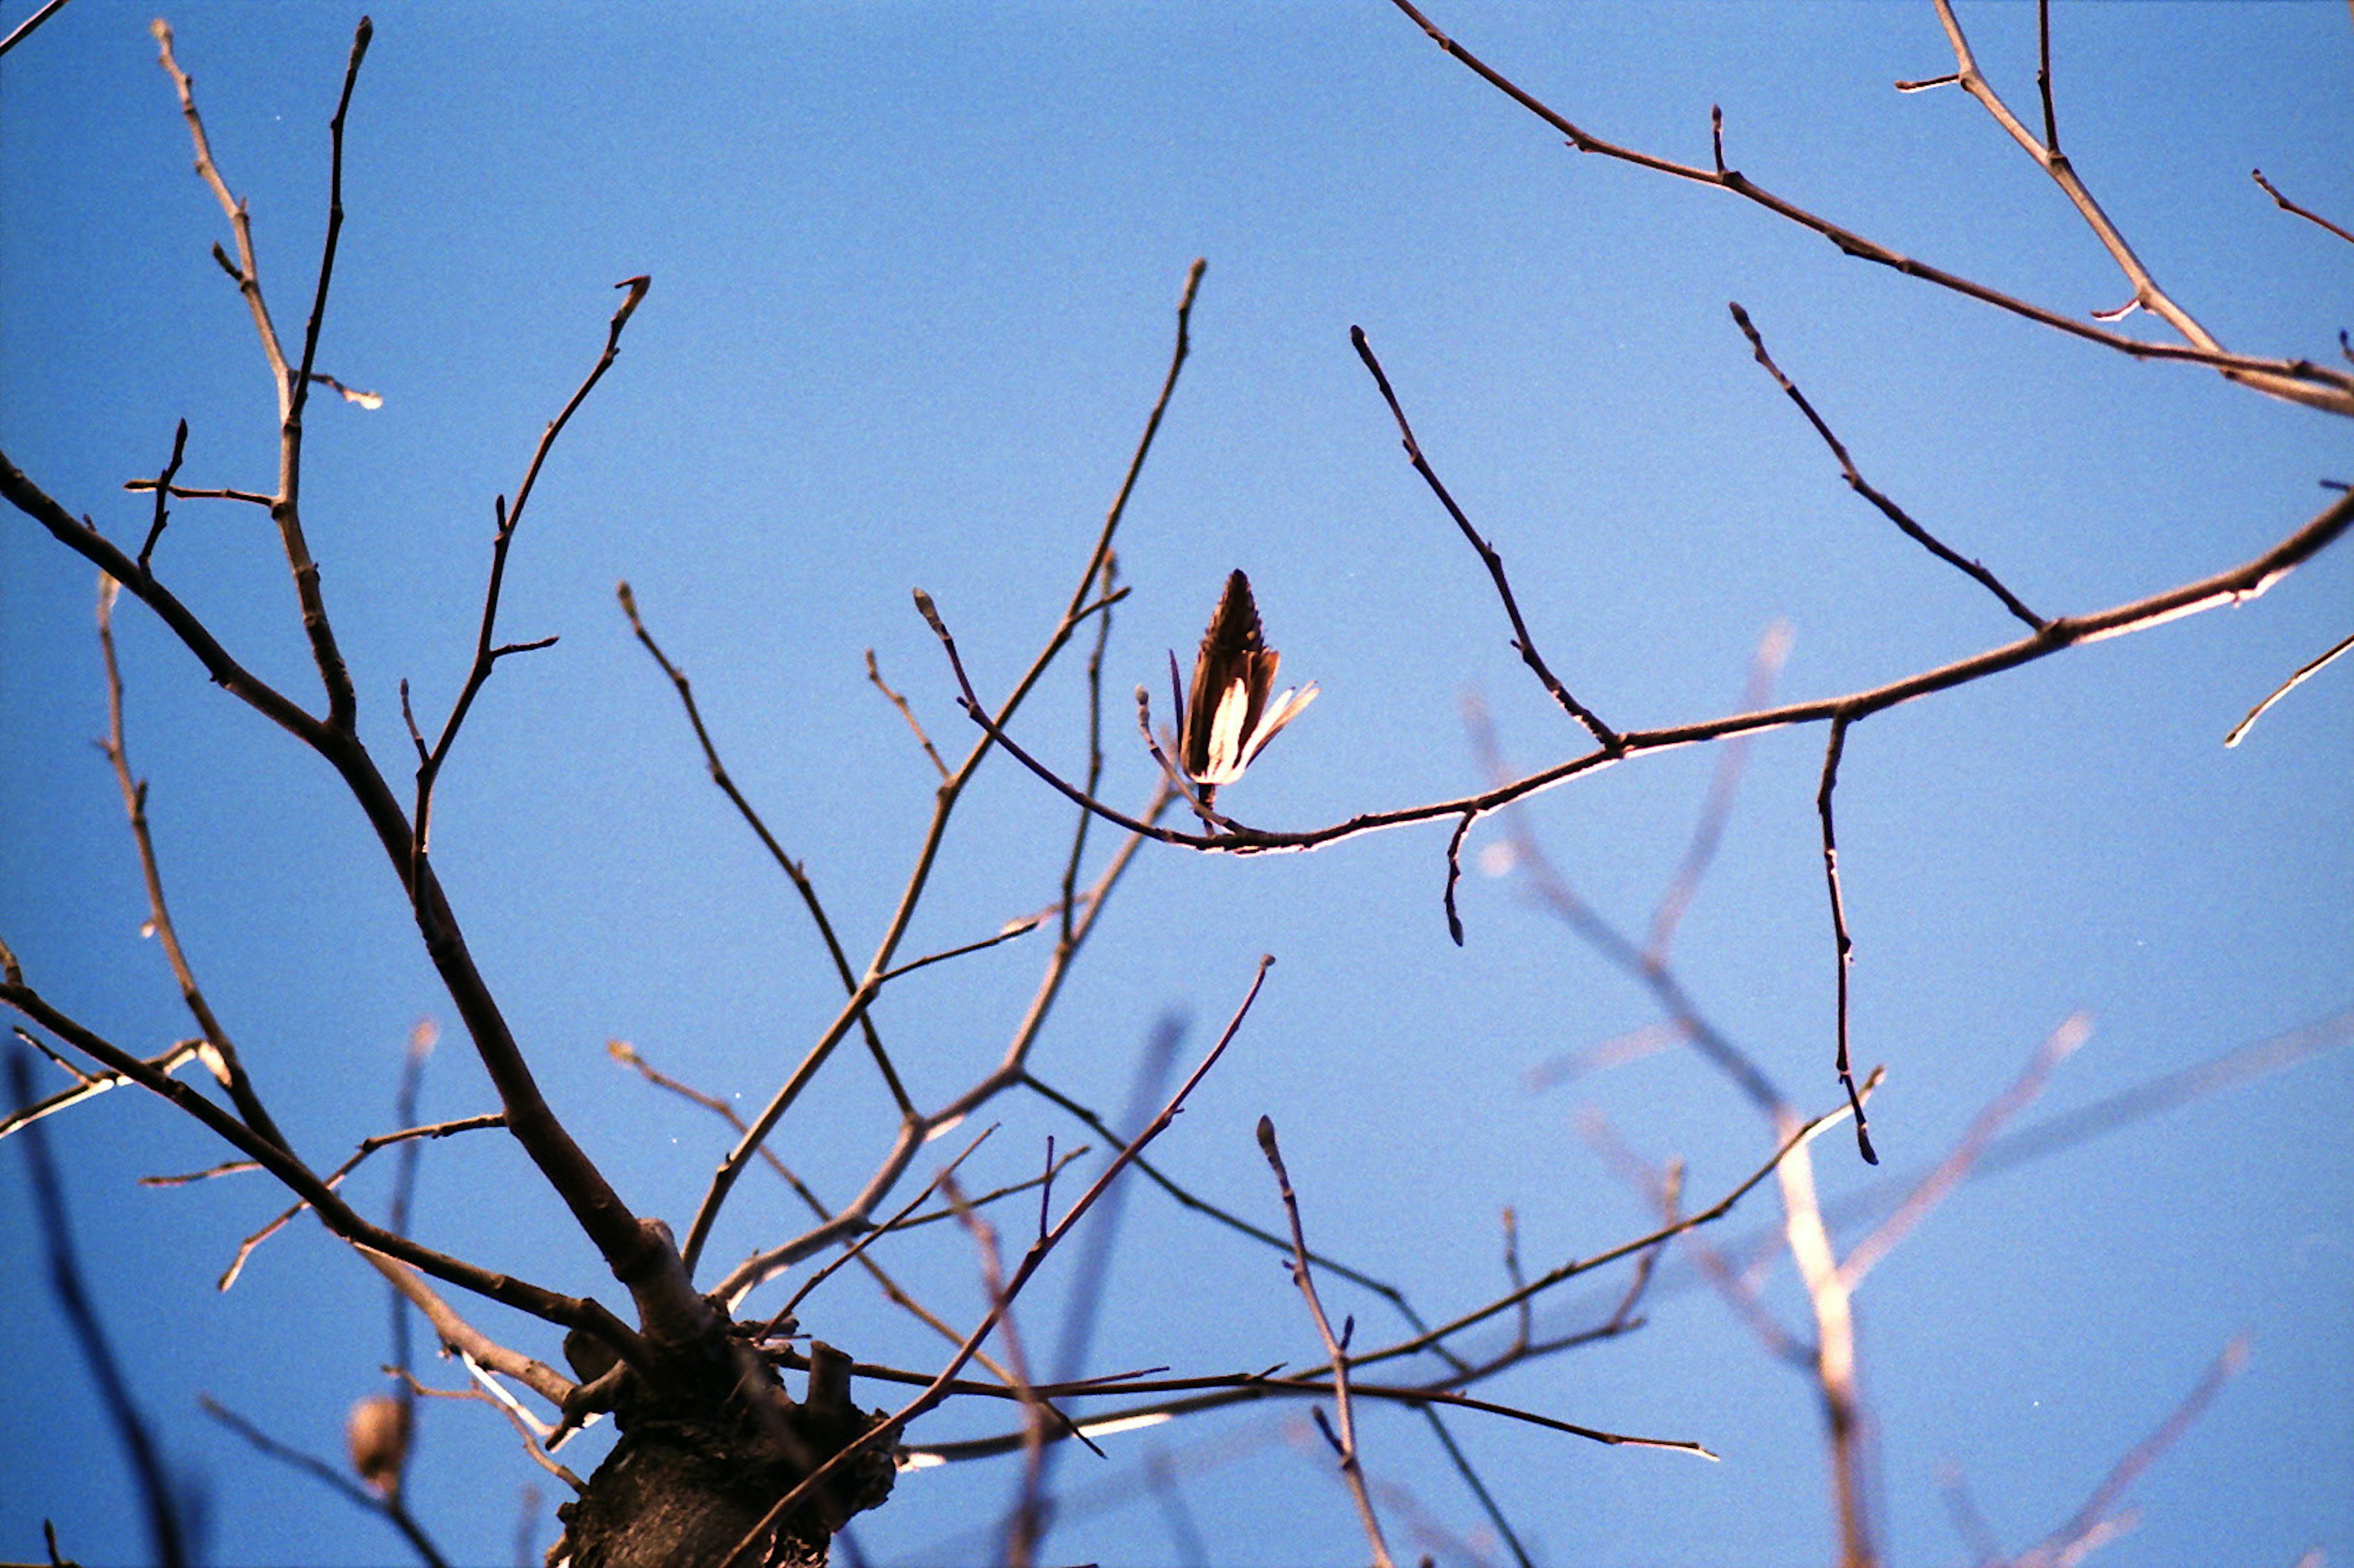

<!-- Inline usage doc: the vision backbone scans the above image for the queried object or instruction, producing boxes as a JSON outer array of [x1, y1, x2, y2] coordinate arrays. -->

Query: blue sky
[[4, 4, 2350, 1565]]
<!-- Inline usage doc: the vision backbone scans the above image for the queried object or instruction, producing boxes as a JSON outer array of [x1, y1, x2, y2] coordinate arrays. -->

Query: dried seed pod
[[346, 1393, 411, 1496], [1178, 571, 1317, 807]]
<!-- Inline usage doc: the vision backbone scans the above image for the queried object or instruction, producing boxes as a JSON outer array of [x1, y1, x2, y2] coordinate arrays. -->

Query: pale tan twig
[[1644, 620, 1789, 964], [2225, 627, 2354, 747], [2010, 1339, 2250, 1568], [1841, 1014, 2087, 1288], [865, 649, 950, 778], [2252, 169, 2354, 248], [1468, 688, 1787, 1115], [120, 480, 273, 508]]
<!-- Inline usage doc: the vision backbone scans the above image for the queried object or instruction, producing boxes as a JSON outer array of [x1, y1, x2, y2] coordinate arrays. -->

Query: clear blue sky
[[4, 4, 2349, 1565]]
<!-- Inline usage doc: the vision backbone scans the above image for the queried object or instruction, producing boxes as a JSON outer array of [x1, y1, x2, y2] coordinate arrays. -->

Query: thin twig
[[1351, 324, 1620, 747], [415, 277, 649, 854], [0, 1039, 207, 1143], [918, 481, 2354, 860], [119, 479, 275, 507], [0, 0, 75, 59], [620, 581, 918, 1117], [2013, 1339, 2249, 1568], [2223, 626, 2354, 747], [1840, 1014, 2087, 1288], [1381, 0, 2354, 416], [2252, 169, 2354, 248], [1816, 715, 1878, 1163], [1729, 303, 2043, 628], [134, 421, 188, 571], [96, 573, 292, 1149], [864, 649, 949, 778], [715, 955, 1273, 1568], [680, 259, 1208, 1277], [1260, 1115, 1397, 1568], [1645, 620, 1790, 964], [197, 1396, 449, 1568]]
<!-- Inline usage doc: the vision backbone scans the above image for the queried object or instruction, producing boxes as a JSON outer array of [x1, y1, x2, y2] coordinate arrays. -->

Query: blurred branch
[[9, 1057, 190, 1568]]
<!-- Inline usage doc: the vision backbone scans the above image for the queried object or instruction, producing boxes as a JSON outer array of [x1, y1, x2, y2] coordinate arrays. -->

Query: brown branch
[[213, 1113, 506, 1293], [0, 0, 74, 59], [617, 578, 915, 1118], [1259, 1116, 1396, 1568], [1727, 303, 2044, 629], [922, 481, 2354, 858], [416, 278, 650, 854], [707, 782, 1172, 1303], [1816, 715, 1878, 1164], [134, 421, 188, 571], [1381, 0, 2354, 416], [715, 955, 1273, 1568], [151, 17, 362, 728], [2035, 0, 2060, 155], [96, 574, 291, 1150], [1350, 324, 1620, 747], [120, 480, 275, 508], [0, 964, 631, 1345], [0, 1038, 207, 1143], [680, 259, 1208, 1277], [2252, 169, 2354, 248]]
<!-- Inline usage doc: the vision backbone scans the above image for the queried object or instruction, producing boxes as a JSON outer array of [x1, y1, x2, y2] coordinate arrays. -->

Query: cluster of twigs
[[2, 2, 2347, 1565]]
